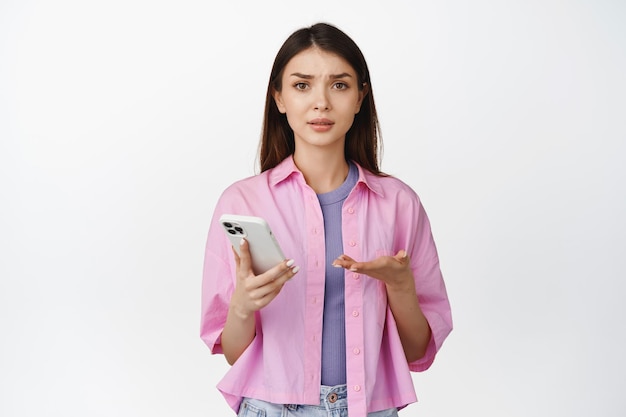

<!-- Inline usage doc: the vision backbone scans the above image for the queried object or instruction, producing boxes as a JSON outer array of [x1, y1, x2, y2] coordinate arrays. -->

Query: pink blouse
[[200, 156, 452, 417]]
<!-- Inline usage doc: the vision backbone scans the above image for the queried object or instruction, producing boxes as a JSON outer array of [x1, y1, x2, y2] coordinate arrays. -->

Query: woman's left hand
[[332, 250, 415, 292], [334, 250, 432, 361]]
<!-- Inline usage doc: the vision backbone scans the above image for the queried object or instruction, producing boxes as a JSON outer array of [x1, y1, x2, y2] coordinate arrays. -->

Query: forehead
[[284, 47, 356, 76]]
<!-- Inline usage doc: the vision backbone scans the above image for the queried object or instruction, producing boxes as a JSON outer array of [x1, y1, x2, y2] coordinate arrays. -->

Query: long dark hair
[[259, 23, 384, 175]]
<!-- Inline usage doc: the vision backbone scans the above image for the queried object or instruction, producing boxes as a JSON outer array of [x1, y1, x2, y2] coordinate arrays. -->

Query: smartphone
[[219, 214, 286, 274]]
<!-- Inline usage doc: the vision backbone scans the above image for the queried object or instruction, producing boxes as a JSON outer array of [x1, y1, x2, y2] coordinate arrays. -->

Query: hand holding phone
[[219, 214, 286, 275]]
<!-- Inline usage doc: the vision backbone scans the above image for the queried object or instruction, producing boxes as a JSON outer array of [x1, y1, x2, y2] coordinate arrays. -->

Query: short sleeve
[[404, 194, 453, 372], [199, 204, 237, 354]]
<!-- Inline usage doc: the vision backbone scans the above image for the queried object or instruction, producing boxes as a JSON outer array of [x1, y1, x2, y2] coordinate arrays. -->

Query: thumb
[[237, 238, 254, 275], [394, 249, 409, 262]]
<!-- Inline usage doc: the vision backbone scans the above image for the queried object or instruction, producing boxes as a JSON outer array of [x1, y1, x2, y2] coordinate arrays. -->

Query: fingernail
[[349, 267, 358, 272], [240, 238, 245, 246], [286, 259, 295, 267], [332, 262, 342, 268], [292, 266, 300, 274]]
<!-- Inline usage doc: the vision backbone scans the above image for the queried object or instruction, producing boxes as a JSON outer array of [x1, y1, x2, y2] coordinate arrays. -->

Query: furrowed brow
[[288, 72, 354, 79], [329, 72, 353, 79], [289, 73, 313, 79]]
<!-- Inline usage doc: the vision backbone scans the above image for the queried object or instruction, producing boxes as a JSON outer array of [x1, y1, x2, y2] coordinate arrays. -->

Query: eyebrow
[[289, 72, 353, 79]]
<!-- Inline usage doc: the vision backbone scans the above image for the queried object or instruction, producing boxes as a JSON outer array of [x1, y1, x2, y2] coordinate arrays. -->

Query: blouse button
[[347, 207, 355, 214], [352, 310, 359, 317], [349, 241, 356, 247], [354, 385, 361, 392], [353, 273, 360, 280], [353, 348, 361, 355]]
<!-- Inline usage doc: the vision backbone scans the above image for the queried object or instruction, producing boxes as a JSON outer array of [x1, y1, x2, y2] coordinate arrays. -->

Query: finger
[[394, 249, 409, 261], [253, 285, 287, 310], [347, 261, 371, 272], [349, 257, 396, 273], [392, 251, 411, 269], [331, 254, 355, 269], [247, 261, 300, 300], [337, 254, 355, 262], [263, 259, 300, 283], [237, 238, 254, 276], [260, 266, 299, 297], [255, 259, 299, 287]]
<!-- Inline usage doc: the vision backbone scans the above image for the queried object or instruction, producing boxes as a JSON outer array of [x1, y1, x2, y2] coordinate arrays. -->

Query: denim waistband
[[319, 384, 348, 402], [241, 385, 396, 416], [282, 384, 347, 411]]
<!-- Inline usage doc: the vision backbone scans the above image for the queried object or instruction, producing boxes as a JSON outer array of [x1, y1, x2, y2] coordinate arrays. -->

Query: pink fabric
[[200, 156, 452, 417]]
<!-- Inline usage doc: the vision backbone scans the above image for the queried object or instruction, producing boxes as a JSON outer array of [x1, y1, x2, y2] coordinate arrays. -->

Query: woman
[[201, 23, 452, 417]]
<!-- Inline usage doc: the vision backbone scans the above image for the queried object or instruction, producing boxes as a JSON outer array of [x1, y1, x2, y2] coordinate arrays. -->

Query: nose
[[313, 88, 330, 111]]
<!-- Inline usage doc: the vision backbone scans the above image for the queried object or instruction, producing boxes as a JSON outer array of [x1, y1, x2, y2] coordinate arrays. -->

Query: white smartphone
[[219, 214, 286, 274]]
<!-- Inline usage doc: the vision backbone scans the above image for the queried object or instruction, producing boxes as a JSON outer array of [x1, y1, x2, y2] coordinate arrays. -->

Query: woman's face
[[273, 47, 365, 154]]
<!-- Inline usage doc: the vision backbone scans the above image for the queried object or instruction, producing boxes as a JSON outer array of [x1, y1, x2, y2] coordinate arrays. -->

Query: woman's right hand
[[222, 238, 299, 364], [229, 238, 300, 320]]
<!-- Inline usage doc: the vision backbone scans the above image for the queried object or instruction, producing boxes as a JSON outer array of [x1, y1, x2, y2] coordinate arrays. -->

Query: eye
[[294, 82, 309, 91], [333, 82, 349, 90]]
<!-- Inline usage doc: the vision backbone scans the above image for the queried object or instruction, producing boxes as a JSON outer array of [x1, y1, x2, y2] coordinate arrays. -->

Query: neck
[[293, 147, 349, 194]]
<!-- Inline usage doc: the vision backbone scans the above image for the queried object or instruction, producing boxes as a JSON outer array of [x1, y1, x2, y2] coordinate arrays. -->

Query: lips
[[308, 118, 334, 126], [308, 118, 334, 132]]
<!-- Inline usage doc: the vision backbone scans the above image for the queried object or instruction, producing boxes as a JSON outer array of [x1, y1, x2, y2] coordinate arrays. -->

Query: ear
[[273, 89, 287, 114], [355, 82, 369, 114]]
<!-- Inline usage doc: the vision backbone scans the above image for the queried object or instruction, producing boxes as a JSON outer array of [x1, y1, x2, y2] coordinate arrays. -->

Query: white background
[[1, 0, 625, 416]]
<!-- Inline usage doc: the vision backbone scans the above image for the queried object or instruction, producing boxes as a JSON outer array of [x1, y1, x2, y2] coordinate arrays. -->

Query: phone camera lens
[[223, 222, 232, 228], [235, 227, 244, 233], [227, 229, 236, 235]]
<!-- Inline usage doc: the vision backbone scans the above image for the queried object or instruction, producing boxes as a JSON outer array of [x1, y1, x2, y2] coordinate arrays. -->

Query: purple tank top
[[316, 161, 358, 386]]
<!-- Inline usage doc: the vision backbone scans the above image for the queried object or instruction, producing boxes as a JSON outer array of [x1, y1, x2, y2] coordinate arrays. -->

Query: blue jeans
[[237, 385, 398, 417]]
